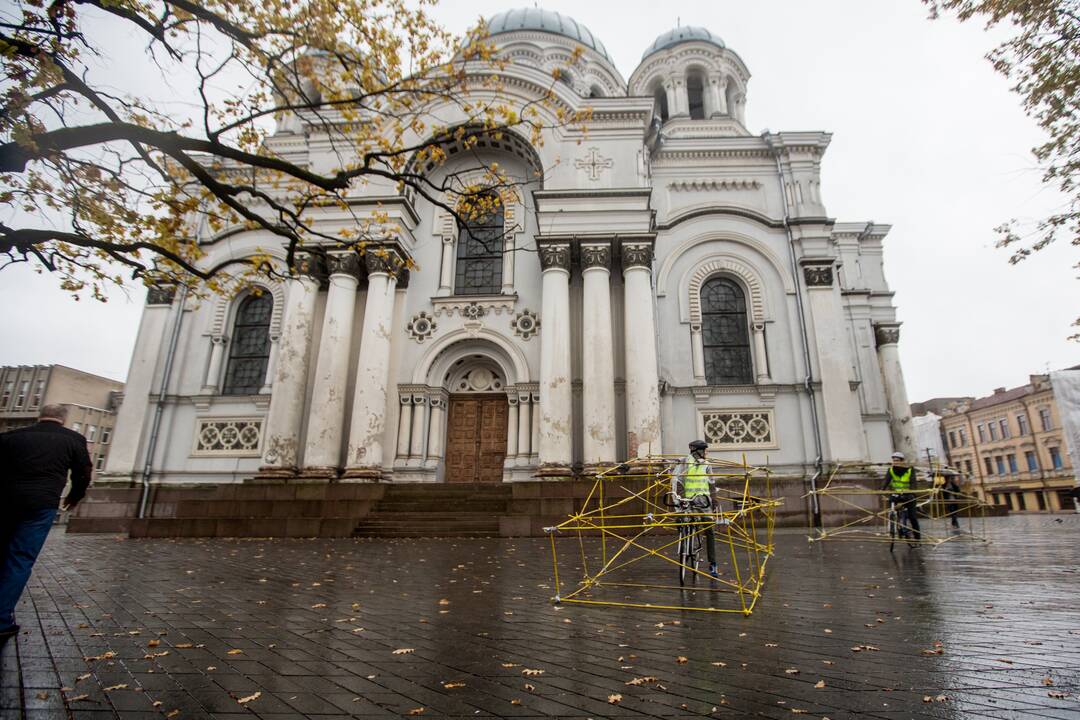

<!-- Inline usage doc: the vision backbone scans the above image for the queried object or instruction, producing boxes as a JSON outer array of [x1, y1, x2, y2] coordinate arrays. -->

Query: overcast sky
[[0, 0, 1076, 402]]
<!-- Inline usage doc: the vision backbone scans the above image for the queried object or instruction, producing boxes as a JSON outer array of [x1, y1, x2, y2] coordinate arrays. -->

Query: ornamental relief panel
[[802, 263, 834, 288], [192, 417, 264, 456], [406, 311, 437, 343], [511, 309, 540, 340], [699, 409, 777, 450]]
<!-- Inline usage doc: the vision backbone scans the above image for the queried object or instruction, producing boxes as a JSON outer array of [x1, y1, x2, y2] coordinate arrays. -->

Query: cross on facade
[[575, 147, 613, 181]]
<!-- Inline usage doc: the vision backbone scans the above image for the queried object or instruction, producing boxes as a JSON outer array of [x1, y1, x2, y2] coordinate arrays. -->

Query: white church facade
[[102, 10, 918, 489]]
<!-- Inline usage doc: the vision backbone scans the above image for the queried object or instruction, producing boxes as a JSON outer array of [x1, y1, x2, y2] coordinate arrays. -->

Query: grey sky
[[0, 0, 1075, 402]]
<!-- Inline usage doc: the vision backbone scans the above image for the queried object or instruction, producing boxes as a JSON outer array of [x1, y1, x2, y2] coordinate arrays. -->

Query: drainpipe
[[763, 132, 825, 527], [138, 284, 188, 519]]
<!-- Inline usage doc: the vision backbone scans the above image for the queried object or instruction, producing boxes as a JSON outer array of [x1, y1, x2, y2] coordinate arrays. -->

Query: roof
[[641, 26, 725, 61], [969, 384, 1036, 411], [486, 8, 611, 63]]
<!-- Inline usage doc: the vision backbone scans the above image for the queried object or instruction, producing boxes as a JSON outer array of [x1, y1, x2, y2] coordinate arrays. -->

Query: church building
[[102, 9, 917, 490]]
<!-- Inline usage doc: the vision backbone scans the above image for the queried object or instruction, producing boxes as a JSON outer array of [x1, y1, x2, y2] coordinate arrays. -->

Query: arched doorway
[[444, 359, 508, 483]]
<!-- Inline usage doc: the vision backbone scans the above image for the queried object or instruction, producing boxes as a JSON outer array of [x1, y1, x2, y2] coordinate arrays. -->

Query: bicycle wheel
[[678, 522, 690, 585], [887, 505, 897, 552]]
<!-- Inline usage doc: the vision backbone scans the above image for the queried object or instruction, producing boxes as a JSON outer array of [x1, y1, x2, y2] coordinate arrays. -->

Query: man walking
[[0, 404, 92, 638], [881, 451, 921, 542]]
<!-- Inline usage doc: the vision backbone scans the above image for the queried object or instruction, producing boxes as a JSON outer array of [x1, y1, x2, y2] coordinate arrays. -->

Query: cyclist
[[671, 439, 721, 578], [881, 451, 921, 542]]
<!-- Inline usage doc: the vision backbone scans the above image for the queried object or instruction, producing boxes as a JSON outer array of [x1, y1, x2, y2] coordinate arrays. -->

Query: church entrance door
[[445, 394, 508, 483]]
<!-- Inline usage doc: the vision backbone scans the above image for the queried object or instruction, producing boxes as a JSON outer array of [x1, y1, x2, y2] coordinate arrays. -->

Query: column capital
[[538, 242, 571, 273], [874, 322, 902, 347], [146, 284, 177, 306], [326, 253, 364, 280], [364, 247, 407, 279], [580, 242, 612, 271], [800, 258, 835, 288], [620, 243, 654, 272]]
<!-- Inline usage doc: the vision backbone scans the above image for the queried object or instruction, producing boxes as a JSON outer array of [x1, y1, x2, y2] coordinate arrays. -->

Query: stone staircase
[[352, 483, 514, 538]]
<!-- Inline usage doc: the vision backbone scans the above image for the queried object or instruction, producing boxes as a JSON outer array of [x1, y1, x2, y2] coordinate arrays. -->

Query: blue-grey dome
[[641, 26, 725, 60], [486, 8, 611, 63]]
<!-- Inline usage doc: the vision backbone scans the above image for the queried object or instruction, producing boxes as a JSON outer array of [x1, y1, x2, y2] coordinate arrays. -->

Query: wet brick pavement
[[2, 514, 1079, 719]]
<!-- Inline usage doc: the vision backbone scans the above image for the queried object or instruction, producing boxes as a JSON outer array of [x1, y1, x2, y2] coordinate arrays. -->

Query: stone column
[[801, 259, 865, 462], [437, 235, 454, 296], [343, 251, 405, 479], [622, 242, 663, 458], [531, 392, 541, 460], [396, 395, 413, 460], [709, 76, 727, 118], [517, 390, 532, 462], [425, 391, 448, 470], [875, 322, 918, 461], [261, 331, 281, 394], [101, 285, 176, 481], [259, 264, 321, 476], [538, 243, 573, 474], [409, 394, 427, 464], [690, 324, 706, 383], [203, 336, 227, 392], [752, 323, 771, 383], [301, 255, 361, 477], [580, 243, 617, 468], [506, 394, 519, 463]]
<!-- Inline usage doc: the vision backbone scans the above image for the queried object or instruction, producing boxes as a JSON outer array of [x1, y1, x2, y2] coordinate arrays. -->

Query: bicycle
[[887, 493, 917, 551], [666, 493, 711, 585]]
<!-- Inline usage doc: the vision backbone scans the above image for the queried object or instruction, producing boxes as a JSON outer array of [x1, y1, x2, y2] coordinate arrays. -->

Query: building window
[[1007, 453, 1017, 474], [0, 380, 12, 408], [454, 194, 504, 296], [1049, 447, 1063, 470], [976, 424, 986, 443], [948, 431, 957, 449], [1017, 413, 1029, 435], [15, 380, 28, 407], [959, 428, 967, 446], [984, 456, 994, 475], [998, 418, 1010, 439], [653, 84, 669, 122], [988, 423, 998, 441], [687, 71, 706, 119], [1039, 408, 1052, 431], [965, 460, 973, 475], [1016, 493, 1026, 511], [72, 422, 82, 434], [101, 428, 111, 445], [1025, 450, 1038, 472], [995, 456, 1005, 475], [30, 379, 44, 407], [222, 293, 273, 396], [87, 425, 97, 442], [95, 455, 105, 471], [700, 277, 753, 385]]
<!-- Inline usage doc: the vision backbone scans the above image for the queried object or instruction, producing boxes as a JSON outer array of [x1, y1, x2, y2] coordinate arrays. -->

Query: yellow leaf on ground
[[522, 668, 544, 676], [408, 707, 425, 715], [237, 691, 261, 705], [104, 684, 128, 691], [608, 693, 622, 704], [815, 680, 826, 689], [443, 682, 465, 689], [226, 649, 244, 655], [393, 648, 415, 655], [676, 656, 688, 664]]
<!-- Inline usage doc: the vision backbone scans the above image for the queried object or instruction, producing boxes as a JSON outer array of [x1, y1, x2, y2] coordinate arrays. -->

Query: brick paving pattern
[[2, 515, 1079, 719]]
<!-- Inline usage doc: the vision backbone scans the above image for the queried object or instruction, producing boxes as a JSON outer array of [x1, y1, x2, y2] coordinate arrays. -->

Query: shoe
[[0, 625, 19, 639], [709, 564, 720, 579]]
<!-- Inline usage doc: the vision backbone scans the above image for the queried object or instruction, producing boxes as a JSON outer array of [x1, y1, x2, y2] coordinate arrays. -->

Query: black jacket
[[0, 421, 93, 511]]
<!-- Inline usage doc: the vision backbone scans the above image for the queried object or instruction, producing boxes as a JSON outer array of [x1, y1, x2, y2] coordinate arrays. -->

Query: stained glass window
[[222, 293, 272, 395], [701, 277, 753, 385], [455, 195, 504, 295]]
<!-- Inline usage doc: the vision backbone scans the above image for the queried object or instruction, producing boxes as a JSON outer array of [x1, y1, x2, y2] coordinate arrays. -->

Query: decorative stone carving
[[364, 249, 405, 277], [802, 262, 834, 288], [192, 417, 263, 456], [580, 244, 611, 270], [574, 147, 613, 181], [146, 285, 177, 306], [326, 253, 363, 279], [512, 309, 540, 340], [461, 303, 487, 321], [431, 295, 516, 318], [449, 366, 505, 393], [700, 410, 776, 449], [538, 243, 571, 272], [874, 323, 901, 347], [406, 311, 437, 343], [621, 243, 654, 271]]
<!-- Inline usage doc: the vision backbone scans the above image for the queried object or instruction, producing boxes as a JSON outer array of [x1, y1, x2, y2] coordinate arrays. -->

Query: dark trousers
[[0, 507, 58, 629], [895, 495, 922, 540]]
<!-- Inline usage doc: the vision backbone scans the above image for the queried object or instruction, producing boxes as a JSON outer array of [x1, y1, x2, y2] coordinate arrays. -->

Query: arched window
[[588, 85, 604, 99], [687, 72, 706, 119], [701, 277, 752, 385], [222, 293, 272, 395], [653, 84, 669, 122], [455, 194, 504, 295]]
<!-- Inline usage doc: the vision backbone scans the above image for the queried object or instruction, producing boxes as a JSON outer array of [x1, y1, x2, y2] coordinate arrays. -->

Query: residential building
[[935, 370, 1078, 512], [0, 365, 123, 473]]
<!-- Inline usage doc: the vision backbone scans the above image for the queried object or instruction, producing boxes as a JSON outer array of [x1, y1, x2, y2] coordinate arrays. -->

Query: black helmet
[[689, 439, 708, 452]]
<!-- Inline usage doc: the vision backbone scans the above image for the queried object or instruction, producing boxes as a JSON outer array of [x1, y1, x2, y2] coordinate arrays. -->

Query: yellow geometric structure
[[808, 462, 990, 548], [546, 455, 781, 615]]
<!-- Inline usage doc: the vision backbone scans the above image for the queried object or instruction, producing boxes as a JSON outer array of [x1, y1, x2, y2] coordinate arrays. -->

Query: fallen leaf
[[166, 711, 180, 719], [311, 603, 327, 609], [237, 691, 261, 705], [393, 648, 415, 655], [524, 683, 536, 692], [175, 643, 193, 649], [147, 639, 160, 648], [104, 684, 128, 691], [608, 693, 622, 704], [1043, 677, 1054, 686], [792, 710, 807, 715], [625, 676, 658, 686], [35, 692, 49, 700], [522, 668, 544, 676], [443, 682, 465, 689], [785, 668, 799, 675], [676, 656, 688, 664], [815, 680, 826, 689], [765, 643, 779, 648], [921, 648, 943, 656], [83, 651, 116, 661], [408, 708, 425, 716], [501, 663, 519, 668], [1049, 691, 1069, 699], [226, 649, 244, 655], [76, 673, 91, 682], [438, 599, 450, 605], [68, 694, 90, 702], [711, 662, 727, 668]]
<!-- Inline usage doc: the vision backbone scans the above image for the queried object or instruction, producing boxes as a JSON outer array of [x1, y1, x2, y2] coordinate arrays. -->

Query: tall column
[[301, 255, 360, 477], [690, 324, 706, 383], [581, 243, 617, 468], [343, 251, 405, 479], [425, 392, 448, 469], [396, 395, 413, 460], [752, 323, 771, 383], [875, 322, 918, 461], [261, 331, 281, 394], [437, 236, 454, 296], [622, 242, 663, 458], [530, 392, 540, 460], [537, 242, 573, 474], [259, 264, 321, 476], [101, 285, 176, 482], [801, 259, 865, 462], [203, 336, 227, 393], [506, 395, 519, 462], [517, 390, 532, 463], [409, 394, 427, 465]]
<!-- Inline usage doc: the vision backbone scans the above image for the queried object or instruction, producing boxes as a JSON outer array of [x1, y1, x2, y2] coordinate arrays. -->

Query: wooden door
[[445, 394, 508, 483]]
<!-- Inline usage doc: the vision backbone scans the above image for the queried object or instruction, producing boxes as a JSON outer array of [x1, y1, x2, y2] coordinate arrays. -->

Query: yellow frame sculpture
[[808, 462, 990, 547], [546, 455, 781, 615]]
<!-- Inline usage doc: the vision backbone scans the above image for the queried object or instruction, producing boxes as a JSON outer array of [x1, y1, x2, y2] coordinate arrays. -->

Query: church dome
[[641, 26, 725, 60], [485, 8, 611, 63]]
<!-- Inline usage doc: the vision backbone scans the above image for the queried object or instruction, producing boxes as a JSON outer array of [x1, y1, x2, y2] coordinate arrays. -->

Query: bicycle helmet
[[689, 439, 708, 452]]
